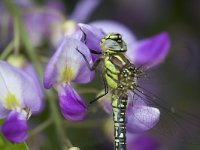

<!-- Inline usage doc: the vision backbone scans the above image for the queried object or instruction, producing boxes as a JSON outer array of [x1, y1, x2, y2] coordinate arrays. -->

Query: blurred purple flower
[[23, 8, 65, 47], [0, 0, 33, 49], [71, 0, 102, 23], [127, 133, 160, 150], [43, 36, 94, 121], [0, 61, 43, 143], [22, 0, 102, 47]]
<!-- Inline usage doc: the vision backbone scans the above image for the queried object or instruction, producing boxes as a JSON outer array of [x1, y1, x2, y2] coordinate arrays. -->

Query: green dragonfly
[[76, 32, 200, 150], [77, 33, 144, 150]]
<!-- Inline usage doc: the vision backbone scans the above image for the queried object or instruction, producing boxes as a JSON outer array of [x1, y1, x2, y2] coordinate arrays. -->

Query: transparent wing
[[129, 85, 200, 148]]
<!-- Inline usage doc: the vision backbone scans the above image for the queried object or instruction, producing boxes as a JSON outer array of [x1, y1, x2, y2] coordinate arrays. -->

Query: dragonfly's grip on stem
[[112, 93, 128, 150]]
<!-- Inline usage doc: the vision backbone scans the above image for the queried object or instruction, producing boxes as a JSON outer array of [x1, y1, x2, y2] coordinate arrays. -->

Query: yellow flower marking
[[61, 67, 74, 82], [5, 92, 20, 109]]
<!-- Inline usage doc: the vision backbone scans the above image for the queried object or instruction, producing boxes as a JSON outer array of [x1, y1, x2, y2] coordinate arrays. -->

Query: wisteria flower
[[43, 36, 94, 121], [23, 0, 102, 47], [6, 55, 44, 103], [0, 61, 42, 143]]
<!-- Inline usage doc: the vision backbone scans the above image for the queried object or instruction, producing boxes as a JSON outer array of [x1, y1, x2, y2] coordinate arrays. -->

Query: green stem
[[29, 117, 53, 137], [64, 118, 106, 128], [0, 41, 14, 60], [13, 14, 20, 55]]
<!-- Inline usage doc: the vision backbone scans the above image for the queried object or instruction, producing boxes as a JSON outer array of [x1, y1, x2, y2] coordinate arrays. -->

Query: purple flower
[[71, 0, 102, 23], [0, 61, 42, 143], [22, 0, 102, 47], [127, 133, 160, 150], [7, 55, 44, 101], [23, 7, 65, 47], [43, 36, 94, 121], [2, 111, 28, 143]]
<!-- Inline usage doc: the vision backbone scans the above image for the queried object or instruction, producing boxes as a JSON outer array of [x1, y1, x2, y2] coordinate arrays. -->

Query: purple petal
[[57, 84, 88, 121], [22, 64, 44, 113], [46, 1, 65, 13], [23, 8, 64, 46], [127, 133, 160, 150], [43, 36, 94, 89], [14, 0, 33, 8], [126, 105, 160, 133], [1, 111, 28, 143], [90, 20, 136, 46], [127, 32, 170, 67], [0, 104, 9, 119], [71, 0, 102, 22], [23, 64, 44, 100], [0, 61, 42, 112], [78, 23, 105, 52]]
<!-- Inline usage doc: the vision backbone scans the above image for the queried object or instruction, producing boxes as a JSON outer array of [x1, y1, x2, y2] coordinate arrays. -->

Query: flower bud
[[69, 147, 81, 150]]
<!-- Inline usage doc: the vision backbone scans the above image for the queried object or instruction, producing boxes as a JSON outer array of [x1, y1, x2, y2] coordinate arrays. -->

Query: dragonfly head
[[100, 33, 127, 54]]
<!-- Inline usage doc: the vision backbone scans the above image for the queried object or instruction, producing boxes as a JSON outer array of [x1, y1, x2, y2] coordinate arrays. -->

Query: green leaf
[[0, 133, 29, 150]]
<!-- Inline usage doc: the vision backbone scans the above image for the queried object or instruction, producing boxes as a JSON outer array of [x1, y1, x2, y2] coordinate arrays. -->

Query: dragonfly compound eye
[[101, 33, 127, 53]]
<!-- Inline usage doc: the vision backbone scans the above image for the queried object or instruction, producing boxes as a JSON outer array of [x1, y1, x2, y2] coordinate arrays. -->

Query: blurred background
[[1, 0, 200, 150]]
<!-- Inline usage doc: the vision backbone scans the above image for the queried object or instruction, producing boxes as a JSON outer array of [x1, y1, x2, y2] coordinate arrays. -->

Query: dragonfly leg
[[76, 47, 102, 71], [90, 74, 108, 104]]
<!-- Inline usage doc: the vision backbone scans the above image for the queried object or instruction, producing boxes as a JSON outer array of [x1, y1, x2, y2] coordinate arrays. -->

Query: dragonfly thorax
[[117, 65, 138, 91], [100, 33, 127, 54]]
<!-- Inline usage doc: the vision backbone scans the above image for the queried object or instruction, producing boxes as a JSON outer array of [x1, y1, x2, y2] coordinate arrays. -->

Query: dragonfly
[[77, 33, 146, 150], [76, 32, 200, 150]]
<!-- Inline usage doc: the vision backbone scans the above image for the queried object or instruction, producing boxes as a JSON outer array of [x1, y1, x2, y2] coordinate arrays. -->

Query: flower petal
[[22, 65, 43, 113], [126, 105, 160, 133], [0, 104, 9, 119], [78, 23, 105, 52], [71, 0, 102, 22], [43, 36, 94, 89], [127, 133, 160, 150], [23, 64, 44, 100], [23, 8, 64, 46], [127, 32, 170, 67], [0, 61, 42, 112], [1, 111, 28, 143], [57, 84, 88, 121], [90, 20, 136, 47]]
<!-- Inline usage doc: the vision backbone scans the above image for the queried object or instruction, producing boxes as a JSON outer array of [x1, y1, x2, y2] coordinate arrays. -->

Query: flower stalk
[[0, 41, 14, 60]]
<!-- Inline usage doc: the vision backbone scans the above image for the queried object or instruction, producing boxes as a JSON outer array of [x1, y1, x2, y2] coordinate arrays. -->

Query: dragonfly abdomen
[[112, 93, 128, 150]]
